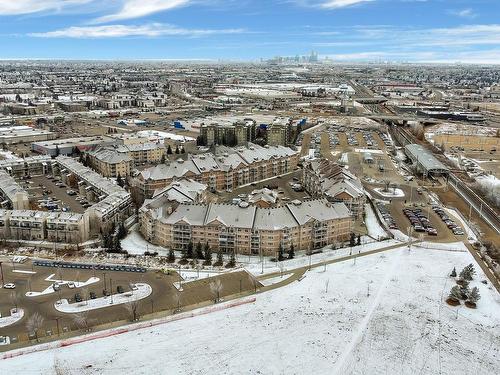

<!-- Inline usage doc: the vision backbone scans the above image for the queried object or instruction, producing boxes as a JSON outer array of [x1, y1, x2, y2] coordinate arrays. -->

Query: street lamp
[[0, 261, 4, 286]]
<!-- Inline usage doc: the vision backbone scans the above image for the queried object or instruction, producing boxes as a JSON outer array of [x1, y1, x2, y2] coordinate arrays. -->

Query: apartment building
[[87, 148, 133, 178], [54, 156, 133, 235], [303, 159, 366, 219], [0, 209, 89, 243], [139, 199, 353, 256], [0, 170, 30, 210], [88, 142, 165, 177], [136, 143, 299, 199], [0, 155, 52, 177]]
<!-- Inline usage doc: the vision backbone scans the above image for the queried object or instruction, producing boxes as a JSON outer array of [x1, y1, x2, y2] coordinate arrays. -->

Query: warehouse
[[32, 136, 115, 156]]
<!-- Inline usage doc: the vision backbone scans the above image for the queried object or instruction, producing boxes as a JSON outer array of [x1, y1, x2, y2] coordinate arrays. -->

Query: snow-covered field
[[3, 242, 497, 374]]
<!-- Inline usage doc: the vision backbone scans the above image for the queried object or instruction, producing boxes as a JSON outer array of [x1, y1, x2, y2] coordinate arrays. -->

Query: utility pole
[[110, 278, 113, 304]]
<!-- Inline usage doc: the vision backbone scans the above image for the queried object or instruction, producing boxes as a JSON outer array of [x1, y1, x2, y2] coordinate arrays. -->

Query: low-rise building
[[136, 143, 299, 199], [0, 125, 55, 145], [32, 136, 115, 157], [0, 170, 30, 210], [303, 159, 366, 219], [139, 198, 353, 256]]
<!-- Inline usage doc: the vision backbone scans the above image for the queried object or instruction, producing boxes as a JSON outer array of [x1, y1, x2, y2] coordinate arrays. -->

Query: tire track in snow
[[332, 250, 402, 374]]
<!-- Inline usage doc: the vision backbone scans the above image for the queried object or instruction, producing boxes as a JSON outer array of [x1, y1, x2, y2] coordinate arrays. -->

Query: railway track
[[391, 125, 500, 235]]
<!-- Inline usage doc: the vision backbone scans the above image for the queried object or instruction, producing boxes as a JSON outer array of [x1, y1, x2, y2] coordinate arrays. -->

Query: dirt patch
[[446, 298, 461, 306]]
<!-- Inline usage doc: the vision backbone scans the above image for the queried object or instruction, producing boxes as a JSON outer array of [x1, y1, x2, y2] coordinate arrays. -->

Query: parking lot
[[23, 175, 87, 213], [0, 257, 259, 351], [217, 169, 309, 205]]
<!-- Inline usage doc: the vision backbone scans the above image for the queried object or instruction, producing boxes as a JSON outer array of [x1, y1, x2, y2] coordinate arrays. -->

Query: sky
[[0, 0, 500, 63]]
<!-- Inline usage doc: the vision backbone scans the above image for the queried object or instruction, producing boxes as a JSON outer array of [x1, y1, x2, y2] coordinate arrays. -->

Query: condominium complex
[[88, 142, 166, 177], [0, 155, 52, 177], [303, 159, 366, 219], [199, 117, 295, 147], [136, 143, 299, 199], [139, 198, 353, 256], [0, 155, 133, 246], [0, 209, 89, 244], [0, 170, 30, 210]]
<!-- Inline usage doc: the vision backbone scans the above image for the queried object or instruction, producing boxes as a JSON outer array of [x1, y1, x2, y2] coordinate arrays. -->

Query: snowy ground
[[3, 241, 498, 374], [0, 308, 24, 328], [373, 187, 405, 198], [26, 275, 100, 297], [121, 230, 170, 256], [241, 238, 401, 276], [364, 203, 389, 240], [54, 283, 152, 313]]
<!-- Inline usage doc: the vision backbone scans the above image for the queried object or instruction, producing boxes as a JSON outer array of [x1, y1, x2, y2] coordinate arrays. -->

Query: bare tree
[[72, 312, 90, 332], [10, 291, 19, 312], [26, 312, 45, 341], [209, 279, 223, 303], [410, 123, 425, 140], [81, 287, 89, 305], [172, 290, 181, 312], [124, 300, 141, 321]]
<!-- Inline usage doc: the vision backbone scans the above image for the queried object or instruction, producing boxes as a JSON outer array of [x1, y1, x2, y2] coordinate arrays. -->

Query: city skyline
[[0, 0, 499, 63]]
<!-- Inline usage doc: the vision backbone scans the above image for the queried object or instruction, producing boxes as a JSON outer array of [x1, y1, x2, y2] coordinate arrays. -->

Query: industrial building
[[0, 125, 55, 145], [31, 136, 115, 156]]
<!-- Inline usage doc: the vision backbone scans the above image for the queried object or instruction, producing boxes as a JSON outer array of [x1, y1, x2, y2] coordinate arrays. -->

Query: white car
[[67, 282, 76, 289], [3, 283, 16, 289]]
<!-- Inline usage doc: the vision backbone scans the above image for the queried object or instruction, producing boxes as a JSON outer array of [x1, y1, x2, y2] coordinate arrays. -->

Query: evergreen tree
[[464, 264, 475, 280], [117, 222, 127, 239], [448, 285, 462, 302], [175, 145, 180, 154], [288, 243, 295, 260], [186, 241, 194, 258], [161, 153, 166, 163], [195, 241, 204, 259], [167, 145, 173, 154], [227, 251, 236, 267], [167, 248, 176, 263], [349, 233, 356, 247], [116, 174, 124, 188], [181, 147, 186, 154], [459, 267, 471, 281], [215, 249, 223, 266], [356, 234, 361, 246], [450, 267, 457, 278], [204, 242, 212, 265], [467, 287, 481, 305], [459, 281, 470, 300], [278, 245, 285, 262], [181, 247, 188, 261]]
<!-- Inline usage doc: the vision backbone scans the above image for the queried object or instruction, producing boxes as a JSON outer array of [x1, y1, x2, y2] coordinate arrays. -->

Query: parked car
[[3, 283, 15, 289], [89, 291, 97, 299], [74, 293, 82, 302], [117, 285, 124, 294]]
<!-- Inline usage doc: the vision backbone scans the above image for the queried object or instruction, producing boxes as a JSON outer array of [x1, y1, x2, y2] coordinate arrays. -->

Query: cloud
[[291, 0, 375, 9], [449, 8, 478, 19], [28, 23, 244, 38], [0, 0, 92, 15], [319, 0, 374, 9], [93, 0, 191, 23]]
